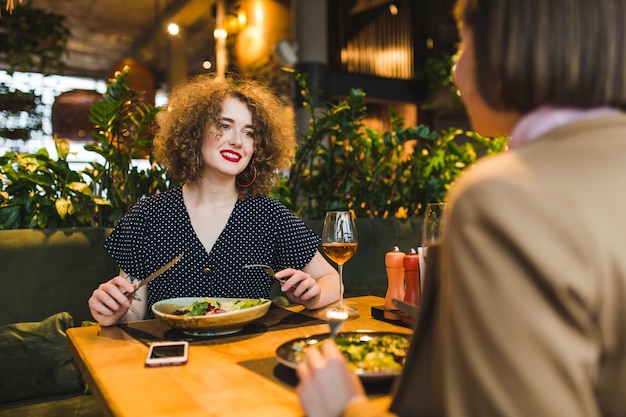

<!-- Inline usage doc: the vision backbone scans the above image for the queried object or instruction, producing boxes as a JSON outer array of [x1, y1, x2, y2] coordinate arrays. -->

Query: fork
[[326, 307, 349, 339], [244, 264, 287, 283]]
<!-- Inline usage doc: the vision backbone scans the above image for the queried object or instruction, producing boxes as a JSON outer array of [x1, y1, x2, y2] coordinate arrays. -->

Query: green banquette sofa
[[0, 228, 116, 417]]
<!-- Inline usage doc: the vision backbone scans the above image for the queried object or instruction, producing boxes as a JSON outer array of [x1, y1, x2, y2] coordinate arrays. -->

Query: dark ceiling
[[8, 0, 219, 87], [1, 0, 429, 93]]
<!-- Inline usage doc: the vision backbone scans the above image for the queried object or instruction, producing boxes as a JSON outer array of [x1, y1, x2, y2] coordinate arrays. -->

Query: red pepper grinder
[[402, 248, 420, 325], [384, 246, 405, 320]]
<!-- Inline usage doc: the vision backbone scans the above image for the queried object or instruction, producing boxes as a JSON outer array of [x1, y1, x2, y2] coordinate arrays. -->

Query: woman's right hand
[[88, 275, 136, 326], [296, 339, 368, 417]]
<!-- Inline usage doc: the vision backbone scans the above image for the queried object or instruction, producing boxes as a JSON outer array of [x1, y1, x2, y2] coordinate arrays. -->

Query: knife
[[391, 298, 419, 320], [125, 252, 184, 297]]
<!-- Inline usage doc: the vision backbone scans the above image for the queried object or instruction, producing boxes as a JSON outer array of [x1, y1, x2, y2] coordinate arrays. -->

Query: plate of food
[[152, 297, 271, 336], [275, 331, 411, 380]]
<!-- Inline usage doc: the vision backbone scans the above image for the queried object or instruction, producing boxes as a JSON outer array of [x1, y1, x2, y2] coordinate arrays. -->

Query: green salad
[[172, 298, 266, 316], [291, 333, 410, 373]]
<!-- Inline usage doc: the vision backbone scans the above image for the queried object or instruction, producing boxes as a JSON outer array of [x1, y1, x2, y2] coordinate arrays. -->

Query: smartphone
[[145, 341, 189, 367]]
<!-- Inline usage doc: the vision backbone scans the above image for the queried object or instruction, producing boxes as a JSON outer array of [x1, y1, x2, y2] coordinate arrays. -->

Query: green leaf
[[55, 139, 71, 160], [67, 181, 92, 195], [55, 198, 69, 220]]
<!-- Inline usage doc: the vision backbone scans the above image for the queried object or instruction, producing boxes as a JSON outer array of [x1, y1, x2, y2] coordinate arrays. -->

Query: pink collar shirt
[[509, 106, 621, 150]]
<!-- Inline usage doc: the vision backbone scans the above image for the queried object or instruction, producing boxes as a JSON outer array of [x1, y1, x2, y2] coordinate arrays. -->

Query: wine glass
[[322, 210, 358, 314], [421, 202, 447, 255]]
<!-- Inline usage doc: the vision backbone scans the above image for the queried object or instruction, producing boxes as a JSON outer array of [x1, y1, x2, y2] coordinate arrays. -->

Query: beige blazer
[[348, 114, 626, 417]]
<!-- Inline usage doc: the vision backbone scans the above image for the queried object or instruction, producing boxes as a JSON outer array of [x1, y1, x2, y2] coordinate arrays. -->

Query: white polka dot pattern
[[104, 187, 320, 318]]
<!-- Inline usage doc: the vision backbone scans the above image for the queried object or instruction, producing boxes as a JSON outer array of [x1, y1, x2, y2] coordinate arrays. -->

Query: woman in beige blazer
[[296, 0, 626, 416]]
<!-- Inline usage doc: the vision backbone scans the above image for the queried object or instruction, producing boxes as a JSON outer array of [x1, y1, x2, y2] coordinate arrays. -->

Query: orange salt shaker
[[402, 248, 420, 325], [384, 246, 405, 320]]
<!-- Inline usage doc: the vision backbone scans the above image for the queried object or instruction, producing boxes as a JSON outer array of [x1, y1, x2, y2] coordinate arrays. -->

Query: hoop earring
[[236, 165, 257, 188]]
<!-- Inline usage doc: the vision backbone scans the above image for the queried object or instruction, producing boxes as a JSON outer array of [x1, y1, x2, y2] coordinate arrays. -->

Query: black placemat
[[238, 357, 396, 397], [119, 304, 325, 345]]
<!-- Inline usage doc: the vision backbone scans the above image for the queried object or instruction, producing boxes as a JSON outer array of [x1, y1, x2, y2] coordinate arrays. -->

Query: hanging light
[[167, 23, 180, 36], [51, 90, 103, 142], [3, 0, 22, 15], [213, 28, 227, 39]]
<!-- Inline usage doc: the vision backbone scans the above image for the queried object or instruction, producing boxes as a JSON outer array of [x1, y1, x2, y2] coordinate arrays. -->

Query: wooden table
[[67, 296, 412, 417]]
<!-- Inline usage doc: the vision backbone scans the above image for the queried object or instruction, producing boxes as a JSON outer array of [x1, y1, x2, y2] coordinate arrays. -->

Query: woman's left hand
[[275, 268, 321, 308], [277, 250, 340, 310]]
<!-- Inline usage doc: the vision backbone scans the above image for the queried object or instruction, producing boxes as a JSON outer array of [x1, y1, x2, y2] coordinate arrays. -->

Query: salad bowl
[[152, 297, 271, 336]]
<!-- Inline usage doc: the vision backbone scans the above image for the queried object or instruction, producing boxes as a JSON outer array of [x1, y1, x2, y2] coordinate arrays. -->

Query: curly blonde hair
[[154, 73, 296, 198]]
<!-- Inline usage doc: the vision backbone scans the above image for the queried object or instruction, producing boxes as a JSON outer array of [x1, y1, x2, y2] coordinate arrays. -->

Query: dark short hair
[[154, 73, 296, 198], [455, 0, 626, 113]]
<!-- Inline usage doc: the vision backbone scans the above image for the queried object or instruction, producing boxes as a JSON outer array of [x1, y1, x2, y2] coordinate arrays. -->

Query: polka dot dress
[[104, 187, 320, 318]]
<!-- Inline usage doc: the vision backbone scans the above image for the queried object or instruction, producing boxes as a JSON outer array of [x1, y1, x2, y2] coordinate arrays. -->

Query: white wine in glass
[[322, 210, 358, 313]]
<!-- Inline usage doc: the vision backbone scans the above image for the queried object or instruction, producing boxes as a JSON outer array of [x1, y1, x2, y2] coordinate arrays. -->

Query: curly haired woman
[[89, 74, 339, 326]]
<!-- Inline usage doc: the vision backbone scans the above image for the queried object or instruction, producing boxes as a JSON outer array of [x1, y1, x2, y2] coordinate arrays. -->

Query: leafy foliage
[[0, 68, 174, 229], [0, 140, 108, 229], [0, 1, 71, 74], [285, 69, 507, 220], [83, 67, 172, 225], [416, 52, 463, 111]]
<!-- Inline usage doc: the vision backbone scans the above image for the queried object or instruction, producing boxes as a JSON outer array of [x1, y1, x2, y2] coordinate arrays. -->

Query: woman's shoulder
[[133, 187, 182, 209], [123, 187, 183, 219], [239, 195, 301, 223], [447, 150, 546, 222]]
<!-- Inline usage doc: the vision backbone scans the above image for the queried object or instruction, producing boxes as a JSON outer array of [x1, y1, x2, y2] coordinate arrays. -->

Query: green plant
[[0, 68, 174, 229], [82, 67, 172, 225], [284, 69, 507, 220], [0, 1, 71, 74], [0, 140, 108, 229], [416, 52, 463, 112]]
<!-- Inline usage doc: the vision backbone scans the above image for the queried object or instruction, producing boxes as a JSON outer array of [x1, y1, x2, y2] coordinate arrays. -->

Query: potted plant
[[283, 68, 507, 221], [82, 68, 173, 225], [0, 67, 173, 229]]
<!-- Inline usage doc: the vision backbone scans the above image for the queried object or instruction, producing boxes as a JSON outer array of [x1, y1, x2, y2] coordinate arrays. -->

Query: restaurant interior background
[[0, 0, 465, 163], [0, 6, 480, 412]]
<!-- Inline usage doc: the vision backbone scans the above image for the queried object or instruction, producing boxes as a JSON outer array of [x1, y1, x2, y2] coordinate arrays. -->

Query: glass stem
[[337, 263, 344, 305]]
